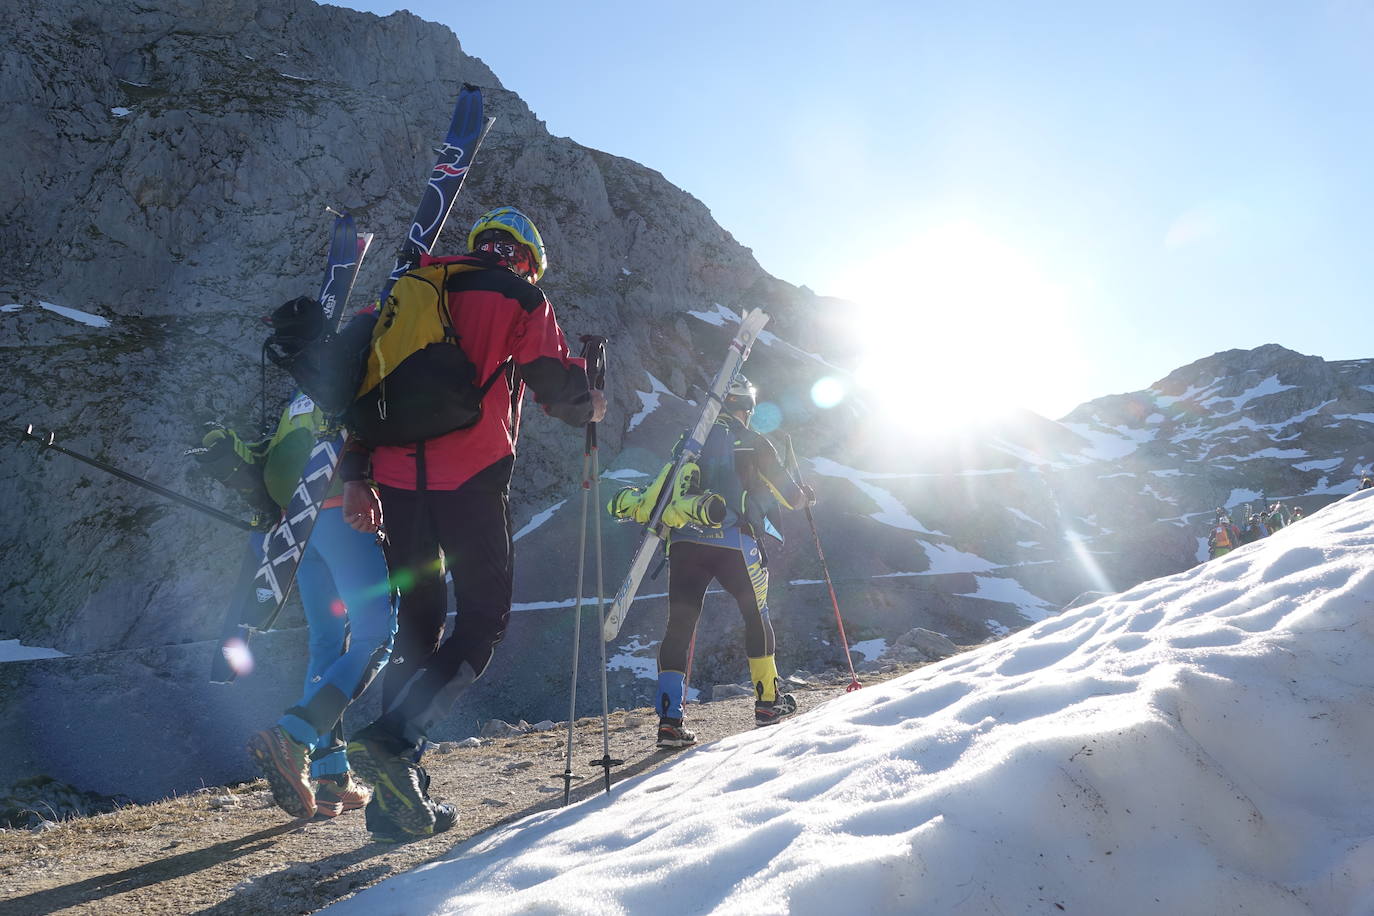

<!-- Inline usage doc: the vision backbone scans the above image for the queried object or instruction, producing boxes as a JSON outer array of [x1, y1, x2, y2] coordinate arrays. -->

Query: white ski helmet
[[724, 375, 757, 412]]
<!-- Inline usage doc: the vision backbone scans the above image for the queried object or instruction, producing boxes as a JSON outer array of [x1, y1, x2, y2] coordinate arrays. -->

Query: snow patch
[[512, 499, 566, 542], [1206, 448, 1309, 462], [110, 107, 132, 117], [989, 438, 1067, 468], [955, 575, 1053, 622], [1006, 507, 1044, 528], [1199, 374, 1296, 413], [1223, 488, 1264, 507], [848, 638, 887, 661], [1061, 420, 1156, 460], [687, 303, 738, 327], [606, 637, 659, 682], [602, 468, 649, 481], [41, 301, 110, 327], [627, 373, 676, 434], [0, 640, 68, 662], [1305, 476, 1359, 496], [4, 302, 111, 327], [921, 542, 1002, 574]]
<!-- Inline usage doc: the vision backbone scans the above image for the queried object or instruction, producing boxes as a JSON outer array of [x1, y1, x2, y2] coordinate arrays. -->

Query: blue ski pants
[[278, 506, 396, 775]]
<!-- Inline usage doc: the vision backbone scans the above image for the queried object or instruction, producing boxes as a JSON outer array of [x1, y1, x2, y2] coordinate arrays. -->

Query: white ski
[[602, 307, 770, 641]]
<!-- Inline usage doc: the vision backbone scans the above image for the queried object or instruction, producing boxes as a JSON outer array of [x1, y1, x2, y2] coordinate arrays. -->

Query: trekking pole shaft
[[592, 443, 615, 793], [784, 435, 860, 686], [563, 445, 593, 805], [20, 425, 256, 532], [577, 332, 617, 793]]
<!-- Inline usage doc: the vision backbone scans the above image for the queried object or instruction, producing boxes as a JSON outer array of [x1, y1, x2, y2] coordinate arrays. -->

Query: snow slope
[[326, 491, 1374, 916]]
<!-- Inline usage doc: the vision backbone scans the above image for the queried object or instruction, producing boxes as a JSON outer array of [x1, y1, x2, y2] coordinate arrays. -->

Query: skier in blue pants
[[197, 391, 396, 819]]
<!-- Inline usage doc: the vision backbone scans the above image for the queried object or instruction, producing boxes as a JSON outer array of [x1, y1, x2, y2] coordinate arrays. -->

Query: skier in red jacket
[[340, 207, 605, 841]]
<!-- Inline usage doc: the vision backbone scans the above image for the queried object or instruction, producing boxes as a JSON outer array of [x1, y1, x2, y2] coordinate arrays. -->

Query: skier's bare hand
[[589, 389, 607, 423], [343, 481, 382, 533]]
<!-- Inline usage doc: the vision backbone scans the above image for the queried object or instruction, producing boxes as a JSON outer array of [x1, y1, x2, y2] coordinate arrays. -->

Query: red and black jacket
[[355, 252, 593, 491]]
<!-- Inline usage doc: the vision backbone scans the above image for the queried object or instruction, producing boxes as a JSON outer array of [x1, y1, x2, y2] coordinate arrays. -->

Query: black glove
[[189, 427, 263, 493], [264, 295, 324, 357]]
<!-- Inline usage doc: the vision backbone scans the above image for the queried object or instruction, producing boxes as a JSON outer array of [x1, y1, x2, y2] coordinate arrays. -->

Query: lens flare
[[811, 377, 847, 409], [330, 598, 347, 618], [752, 401, 783, 433], [223, 637, 254, 676]]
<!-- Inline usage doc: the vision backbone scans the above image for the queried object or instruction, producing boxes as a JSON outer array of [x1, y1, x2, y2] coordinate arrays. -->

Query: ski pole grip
[[579, 334, 608, 390]]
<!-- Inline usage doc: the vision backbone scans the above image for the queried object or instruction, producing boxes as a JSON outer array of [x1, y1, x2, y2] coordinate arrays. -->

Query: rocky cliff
[[1, 0, 808, 656]]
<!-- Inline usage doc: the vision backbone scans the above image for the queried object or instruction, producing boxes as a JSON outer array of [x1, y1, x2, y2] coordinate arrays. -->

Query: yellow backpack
[[349, 260, 508, 446]]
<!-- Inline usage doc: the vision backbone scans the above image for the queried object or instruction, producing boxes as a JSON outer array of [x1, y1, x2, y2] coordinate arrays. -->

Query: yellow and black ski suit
[[657, 413, 807, 720]]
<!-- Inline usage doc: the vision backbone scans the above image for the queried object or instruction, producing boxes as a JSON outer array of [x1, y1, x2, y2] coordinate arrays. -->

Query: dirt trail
[[0, 679, 883, 915]]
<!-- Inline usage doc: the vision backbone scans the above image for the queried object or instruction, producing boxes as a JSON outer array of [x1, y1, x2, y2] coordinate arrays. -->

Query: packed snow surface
[[327, 491, 1374, 916]]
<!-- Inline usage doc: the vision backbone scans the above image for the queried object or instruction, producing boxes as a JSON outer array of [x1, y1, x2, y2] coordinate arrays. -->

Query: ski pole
[[580, 336, 622, 793], [559, 418, 592, 805], [560, 336, 621, 803], [784, 434, 861, 692], [20, 424, 257, 532], [683, 629, 697, 698]]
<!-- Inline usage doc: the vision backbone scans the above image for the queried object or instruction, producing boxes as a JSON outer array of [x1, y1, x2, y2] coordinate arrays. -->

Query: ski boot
[[657, 717, 698, 748]]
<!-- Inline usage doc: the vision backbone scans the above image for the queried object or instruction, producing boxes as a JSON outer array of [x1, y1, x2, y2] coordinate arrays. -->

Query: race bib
[[287, 394, 316, 418]]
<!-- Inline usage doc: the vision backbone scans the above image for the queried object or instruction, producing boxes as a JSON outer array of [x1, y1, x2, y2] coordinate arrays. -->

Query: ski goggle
[[474, 232, 536, 279], [468, 207, 547, 280]]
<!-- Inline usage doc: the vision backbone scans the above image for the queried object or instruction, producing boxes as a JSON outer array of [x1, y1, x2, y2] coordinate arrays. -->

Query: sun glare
[[820, 220, 1077, 432]]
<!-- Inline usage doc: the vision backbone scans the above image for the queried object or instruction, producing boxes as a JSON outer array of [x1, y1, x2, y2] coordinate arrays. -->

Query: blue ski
[[210, 215, 373, 683]]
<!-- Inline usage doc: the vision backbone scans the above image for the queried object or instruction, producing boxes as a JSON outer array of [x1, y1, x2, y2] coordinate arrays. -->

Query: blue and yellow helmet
[[467, 206, 547, 282]]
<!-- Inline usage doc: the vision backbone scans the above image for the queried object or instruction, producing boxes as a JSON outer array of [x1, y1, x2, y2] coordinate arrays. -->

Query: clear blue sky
[[332, 1, 1374, 421]]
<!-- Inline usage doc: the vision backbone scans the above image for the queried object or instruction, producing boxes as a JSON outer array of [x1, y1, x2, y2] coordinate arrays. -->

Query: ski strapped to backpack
[[264, 215, 374, 413], [601, 307, 770, 642], [210, 214, 374, 683], [239, 86, 493, 649]]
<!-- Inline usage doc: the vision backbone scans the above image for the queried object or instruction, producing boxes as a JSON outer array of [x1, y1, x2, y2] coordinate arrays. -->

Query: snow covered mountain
[[500, 333, 1374, 731]]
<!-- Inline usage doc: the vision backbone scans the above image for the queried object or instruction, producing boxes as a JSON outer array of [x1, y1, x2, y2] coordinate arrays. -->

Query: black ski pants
[[373, 461, 513, 745], [660, 538, 774, 672]]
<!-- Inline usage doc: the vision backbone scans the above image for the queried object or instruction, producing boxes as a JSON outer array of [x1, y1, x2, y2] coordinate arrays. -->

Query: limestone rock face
[[0, 0, 801, 656]]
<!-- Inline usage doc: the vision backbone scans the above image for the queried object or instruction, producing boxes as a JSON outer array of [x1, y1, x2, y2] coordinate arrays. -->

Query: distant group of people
[[1207, 501, 1305, 560]]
